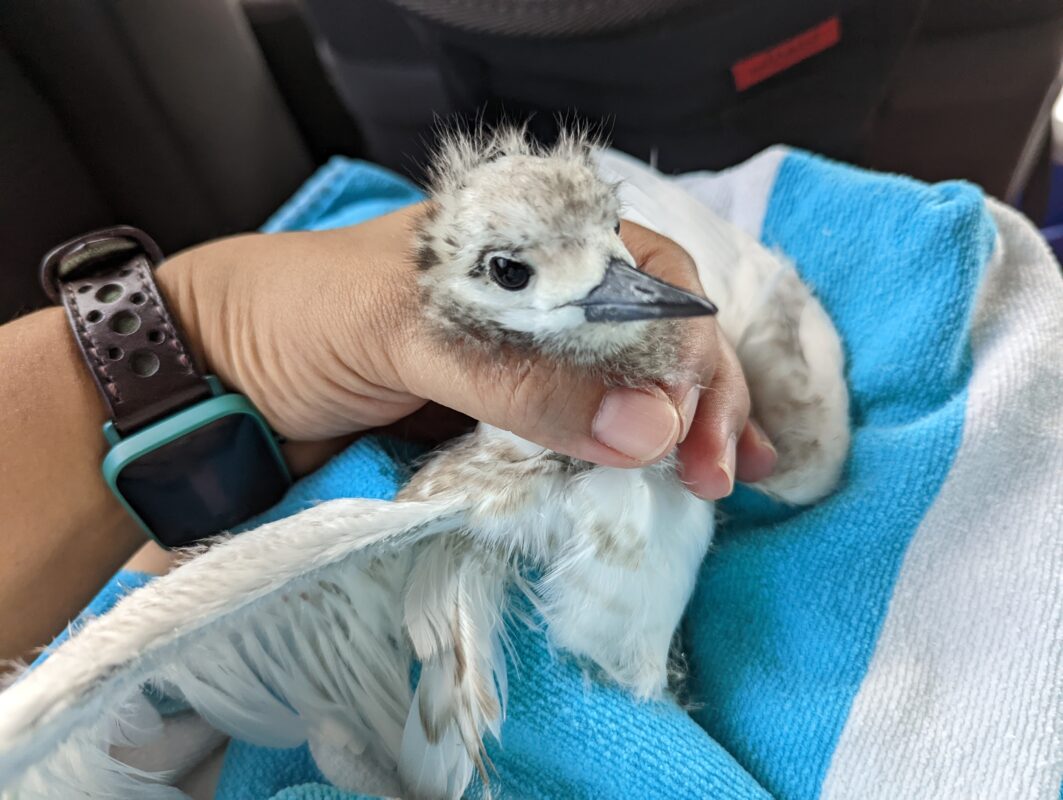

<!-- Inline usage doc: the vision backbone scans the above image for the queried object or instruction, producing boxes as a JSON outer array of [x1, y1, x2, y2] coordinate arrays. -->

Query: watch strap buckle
[[40, 225, 164, 304]]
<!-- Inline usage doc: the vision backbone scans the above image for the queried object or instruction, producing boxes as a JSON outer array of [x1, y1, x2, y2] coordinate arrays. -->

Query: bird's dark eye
[[614, 221, 622, 234], [489, 256, 532, 291]]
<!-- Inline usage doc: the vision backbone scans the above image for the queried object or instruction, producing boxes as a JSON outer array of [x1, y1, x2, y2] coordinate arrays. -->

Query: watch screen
[[116, 414, 289, 548]]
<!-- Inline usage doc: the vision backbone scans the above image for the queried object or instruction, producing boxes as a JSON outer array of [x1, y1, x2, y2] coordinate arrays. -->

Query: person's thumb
[[406, 341, 685, 468]]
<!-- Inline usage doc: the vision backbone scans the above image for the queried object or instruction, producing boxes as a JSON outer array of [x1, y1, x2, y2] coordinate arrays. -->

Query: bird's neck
[[582, 320, 686, 387]]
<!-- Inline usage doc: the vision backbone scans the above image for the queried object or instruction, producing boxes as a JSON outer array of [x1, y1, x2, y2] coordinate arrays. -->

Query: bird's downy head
[[415, 127, 716, 366]]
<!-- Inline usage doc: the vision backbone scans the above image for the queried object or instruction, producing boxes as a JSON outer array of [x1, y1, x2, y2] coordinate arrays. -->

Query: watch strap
[[41, 226, 213, 436]]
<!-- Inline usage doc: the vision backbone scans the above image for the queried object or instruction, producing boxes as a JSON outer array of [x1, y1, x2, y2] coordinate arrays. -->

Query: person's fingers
[[735, 418, 778, 484], [402, 338, 679, 467], [627, 222, 777, 490], [677, 334, 754, 499], [597, 220, 721, 447], [622, 221, 720, 386]]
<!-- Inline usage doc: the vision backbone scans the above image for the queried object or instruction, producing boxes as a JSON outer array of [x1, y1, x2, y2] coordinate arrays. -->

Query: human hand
[[159, 207, 776, 499]]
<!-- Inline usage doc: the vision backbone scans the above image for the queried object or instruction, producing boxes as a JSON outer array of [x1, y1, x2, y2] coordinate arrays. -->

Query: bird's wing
[[399, 537, 510, 800], [0, 496, 467, 800]]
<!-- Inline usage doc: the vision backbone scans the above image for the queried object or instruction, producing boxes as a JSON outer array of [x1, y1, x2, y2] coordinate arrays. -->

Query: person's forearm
[[0, 243, 333, 663], [0, 307, 143, 661]]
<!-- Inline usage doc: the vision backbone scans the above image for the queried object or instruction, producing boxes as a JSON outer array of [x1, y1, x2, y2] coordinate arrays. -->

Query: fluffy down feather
[[399, 538, 510, 799]]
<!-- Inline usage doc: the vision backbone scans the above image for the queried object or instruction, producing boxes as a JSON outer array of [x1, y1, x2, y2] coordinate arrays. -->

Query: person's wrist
[[154, 235, 278, 424], [153, 231, 373, 445], [155, 248, 211, 378]]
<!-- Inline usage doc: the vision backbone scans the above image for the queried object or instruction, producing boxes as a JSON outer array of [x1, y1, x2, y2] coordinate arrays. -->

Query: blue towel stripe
[[686, 153, 995, 798]]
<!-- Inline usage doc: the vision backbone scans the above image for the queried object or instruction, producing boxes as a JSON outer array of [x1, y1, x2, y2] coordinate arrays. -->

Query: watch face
[[115, 413, 290, 548]]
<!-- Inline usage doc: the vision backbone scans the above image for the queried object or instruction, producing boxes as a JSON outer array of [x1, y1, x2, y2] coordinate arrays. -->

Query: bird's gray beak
[[574, 259, 718, 322]]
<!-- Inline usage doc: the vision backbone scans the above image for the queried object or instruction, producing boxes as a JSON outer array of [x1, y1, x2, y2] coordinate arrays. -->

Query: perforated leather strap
[[40, 226, 213, 436]]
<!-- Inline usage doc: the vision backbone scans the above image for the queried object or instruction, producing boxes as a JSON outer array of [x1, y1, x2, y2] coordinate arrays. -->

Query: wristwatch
[[40, 226, 292, 548]]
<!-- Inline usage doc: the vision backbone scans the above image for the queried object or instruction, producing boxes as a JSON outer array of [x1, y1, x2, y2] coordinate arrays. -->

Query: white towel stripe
[[821, 201, 1063, 799]]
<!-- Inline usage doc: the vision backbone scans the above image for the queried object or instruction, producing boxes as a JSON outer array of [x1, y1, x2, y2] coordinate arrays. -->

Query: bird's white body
[[409, 424, 713, 699], [0, 131, 849, 800], [526, 444, 712, 697]]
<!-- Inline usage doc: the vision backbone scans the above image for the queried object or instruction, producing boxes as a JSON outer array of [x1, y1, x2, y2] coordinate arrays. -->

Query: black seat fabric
[[306, 0, 1063, 202], [0, 0, 314, 320]]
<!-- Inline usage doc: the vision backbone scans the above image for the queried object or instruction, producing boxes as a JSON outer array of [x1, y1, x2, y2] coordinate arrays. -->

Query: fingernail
[[678, 386, 699, 443], [593, 387, 680, 462], [718, 433, 737, 495], [748, 418, 777, 458]]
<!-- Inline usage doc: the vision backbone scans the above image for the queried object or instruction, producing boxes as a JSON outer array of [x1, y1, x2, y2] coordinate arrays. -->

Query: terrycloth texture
[[259, 157, 423, 234], [816, 199, 1063, 799], [689, 158, 992, 795], [72, 152, 1063, 800]]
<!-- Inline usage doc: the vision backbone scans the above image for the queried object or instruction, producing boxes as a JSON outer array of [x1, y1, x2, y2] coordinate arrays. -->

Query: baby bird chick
[[394, 128, 719, 799]]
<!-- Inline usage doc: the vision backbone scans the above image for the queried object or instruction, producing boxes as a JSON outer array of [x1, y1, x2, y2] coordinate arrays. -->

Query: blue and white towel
[[82, 148, 1063, 799]]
